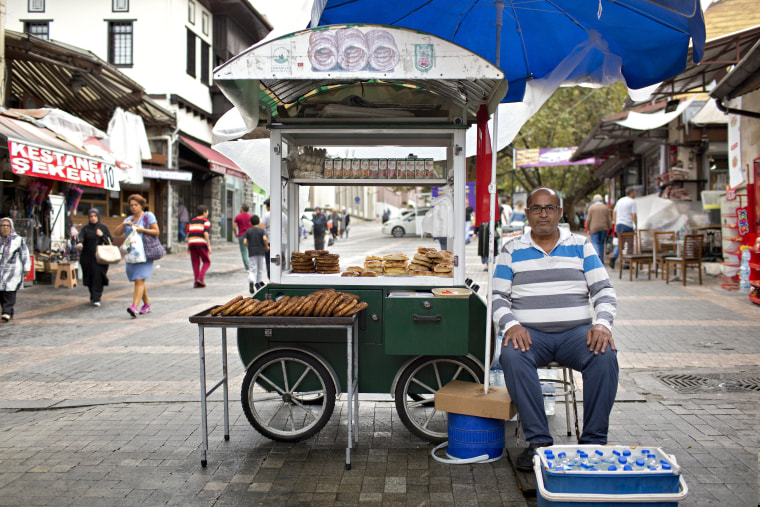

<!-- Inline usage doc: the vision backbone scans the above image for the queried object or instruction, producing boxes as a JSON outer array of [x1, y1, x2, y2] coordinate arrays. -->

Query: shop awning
[[0, 111, 122, 190], [179, 136, 247, 180]]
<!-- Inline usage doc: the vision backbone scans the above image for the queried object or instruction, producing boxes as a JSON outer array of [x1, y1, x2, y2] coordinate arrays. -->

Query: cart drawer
[[384, 292, 469, 355]]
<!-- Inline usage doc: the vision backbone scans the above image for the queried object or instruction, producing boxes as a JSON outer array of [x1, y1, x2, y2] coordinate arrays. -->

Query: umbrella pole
[[483, 0, 505, 394]]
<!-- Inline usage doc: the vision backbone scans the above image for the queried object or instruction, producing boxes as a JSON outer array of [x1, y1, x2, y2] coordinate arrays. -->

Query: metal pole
[[484, 0, 505, 393]]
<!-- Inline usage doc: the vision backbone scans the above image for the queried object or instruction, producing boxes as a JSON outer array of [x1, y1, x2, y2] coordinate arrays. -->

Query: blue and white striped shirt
[[492, 228, 616, 334]]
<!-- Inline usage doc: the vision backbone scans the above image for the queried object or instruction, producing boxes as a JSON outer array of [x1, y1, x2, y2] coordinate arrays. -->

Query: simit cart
[[190, 24, 508, 468]]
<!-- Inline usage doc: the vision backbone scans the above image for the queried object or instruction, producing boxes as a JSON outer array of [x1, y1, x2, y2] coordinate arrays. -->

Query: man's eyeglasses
[[529, 205, 560, 215]]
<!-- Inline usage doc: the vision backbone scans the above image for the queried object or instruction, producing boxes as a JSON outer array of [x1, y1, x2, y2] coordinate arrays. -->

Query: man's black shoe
[[516, 443, 546, 472], [609, 257, 616, 269]]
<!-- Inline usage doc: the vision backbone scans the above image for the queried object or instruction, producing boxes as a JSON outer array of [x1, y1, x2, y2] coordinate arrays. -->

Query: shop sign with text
[[8, 140, 120, 191]]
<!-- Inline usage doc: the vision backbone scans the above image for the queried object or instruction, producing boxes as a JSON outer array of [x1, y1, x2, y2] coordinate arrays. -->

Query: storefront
[[178, 136, 253, 243], [0, 115, 129, 281]]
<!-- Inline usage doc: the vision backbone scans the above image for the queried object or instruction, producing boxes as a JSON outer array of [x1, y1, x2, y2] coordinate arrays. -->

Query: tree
[[496, 83, 627, 227]]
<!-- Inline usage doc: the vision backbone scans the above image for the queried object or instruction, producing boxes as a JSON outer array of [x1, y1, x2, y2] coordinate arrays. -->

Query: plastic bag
[[124, 229, 146, 263]]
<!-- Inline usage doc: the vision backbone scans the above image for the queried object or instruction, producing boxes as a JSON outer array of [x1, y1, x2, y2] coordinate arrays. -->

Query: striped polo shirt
[[187, 216, 210, 249], [492, 228, 616, 334]]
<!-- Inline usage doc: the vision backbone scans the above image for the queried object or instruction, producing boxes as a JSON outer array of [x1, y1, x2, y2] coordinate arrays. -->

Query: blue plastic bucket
[[446, 412, 505, 460]]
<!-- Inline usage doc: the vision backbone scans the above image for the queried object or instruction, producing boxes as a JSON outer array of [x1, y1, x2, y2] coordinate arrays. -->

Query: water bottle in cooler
[[739, 246, 751, 294]]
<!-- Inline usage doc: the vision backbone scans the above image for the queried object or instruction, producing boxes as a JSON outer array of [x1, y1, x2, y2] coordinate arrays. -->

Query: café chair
[[653, 231, 676, 279], [638, 228, 654, 255], [618, 232, 652, 280], [664, 234, 703, 285]]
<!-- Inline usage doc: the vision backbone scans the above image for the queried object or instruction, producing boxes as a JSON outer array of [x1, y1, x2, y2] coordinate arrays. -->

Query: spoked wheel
[[241, 349, 336, 442], [394, 355, 484, 443], [391, 226, 405, 238]]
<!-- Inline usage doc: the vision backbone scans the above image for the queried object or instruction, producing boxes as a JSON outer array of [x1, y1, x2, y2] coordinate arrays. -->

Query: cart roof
[[213, 24, 507, 130]]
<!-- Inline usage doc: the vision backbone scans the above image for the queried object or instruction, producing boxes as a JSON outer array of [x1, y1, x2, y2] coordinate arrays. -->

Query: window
[[108, 21, 133, 66], [188, 0, 195, 24], [24, 21, 49, 39], [202, 12, 209, 35], [28, 0, 44, 13], [112, 0, 128, 12], [186, 29, 197, 78], [200, 40, 210, 85]]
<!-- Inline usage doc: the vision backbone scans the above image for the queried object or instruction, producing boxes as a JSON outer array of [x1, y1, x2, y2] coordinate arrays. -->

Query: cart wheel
[[395, 355, 484, 443], [391, 226, 405, 238], [241, 349, 336, 442]]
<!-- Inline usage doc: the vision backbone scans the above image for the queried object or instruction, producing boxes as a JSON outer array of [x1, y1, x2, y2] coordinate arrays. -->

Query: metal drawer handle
[[413, 314, 441, 322]]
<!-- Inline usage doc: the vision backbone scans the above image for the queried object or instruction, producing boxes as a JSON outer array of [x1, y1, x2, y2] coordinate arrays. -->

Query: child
[[243, 215, 269, 293]]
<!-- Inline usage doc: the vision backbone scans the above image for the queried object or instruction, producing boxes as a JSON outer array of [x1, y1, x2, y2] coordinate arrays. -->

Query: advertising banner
[[8, 139, 120, 191], [514, 147, 595, 168]]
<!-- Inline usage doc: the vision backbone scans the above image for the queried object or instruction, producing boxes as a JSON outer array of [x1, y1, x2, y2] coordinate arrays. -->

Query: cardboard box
[[435, 380, 516, 420]]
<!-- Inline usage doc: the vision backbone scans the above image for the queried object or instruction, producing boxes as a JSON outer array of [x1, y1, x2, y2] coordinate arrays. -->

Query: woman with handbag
[[113, 194, 160, 318], [76, 209, 114, 307], [0, 217, 31, 322]]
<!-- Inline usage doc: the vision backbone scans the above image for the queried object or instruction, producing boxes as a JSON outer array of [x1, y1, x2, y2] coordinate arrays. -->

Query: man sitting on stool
[[491, 186, 618, 472]]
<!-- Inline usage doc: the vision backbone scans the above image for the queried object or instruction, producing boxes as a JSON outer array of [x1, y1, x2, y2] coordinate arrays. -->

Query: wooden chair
[[638, 229, 654, 255], [618, 232, 652, 280], [653, 231, 676, 279], [664, 234, 703, 285]]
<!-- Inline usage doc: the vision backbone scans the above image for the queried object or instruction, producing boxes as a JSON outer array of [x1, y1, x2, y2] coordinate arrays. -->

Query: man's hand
[[587, 324, 615, 355], [504, 324, 532, 352]]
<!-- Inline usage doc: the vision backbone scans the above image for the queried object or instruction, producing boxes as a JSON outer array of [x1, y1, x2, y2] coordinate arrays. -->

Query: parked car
[[381, 207, 431, 238], [301, 208, 314, 235]]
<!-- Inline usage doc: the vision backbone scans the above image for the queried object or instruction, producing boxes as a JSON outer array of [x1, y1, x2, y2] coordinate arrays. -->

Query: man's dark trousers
[[499, 324, 618, 445]]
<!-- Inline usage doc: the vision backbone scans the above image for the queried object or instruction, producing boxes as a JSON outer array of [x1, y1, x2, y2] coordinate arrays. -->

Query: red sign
[[210, 162, 247, 180], [8, 140, 120, 190]]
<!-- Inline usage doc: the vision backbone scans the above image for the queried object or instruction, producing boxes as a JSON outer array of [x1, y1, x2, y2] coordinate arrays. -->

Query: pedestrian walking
[[609, 187, 637, 269], [312, 207, 328, 250], [243, 215, 269, 293], [76, 209, 113, 307], [0, 218, 31, 322], [233, 204, 252, 271], [341, 209, 350, 238], [330, 210, 340, 242], [585, 195, 612, 260], [113, 194, 159, 318], [262, 199, 271, 278], [187, 204, 212, 288], [177, 203, 189, 242]]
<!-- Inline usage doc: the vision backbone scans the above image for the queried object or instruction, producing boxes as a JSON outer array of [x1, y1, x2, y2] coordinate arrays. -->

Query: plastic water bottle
[[542, 381, 556, 416], [595, 449, 616, 465], [489, 362, 505, 387], [739, 246, 751, 294]]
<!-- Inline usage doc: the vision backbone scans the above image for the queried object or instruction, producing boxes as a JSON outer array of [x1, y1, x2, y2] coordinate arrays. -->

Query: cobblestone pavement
[[0, 221, 758, 506]]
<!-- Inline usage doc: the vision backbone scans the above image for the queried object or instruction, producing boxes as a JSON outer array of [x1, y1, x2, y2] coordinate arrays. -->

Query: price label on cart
[[737, 207, 750, 236], [726, 188, 736, 200]]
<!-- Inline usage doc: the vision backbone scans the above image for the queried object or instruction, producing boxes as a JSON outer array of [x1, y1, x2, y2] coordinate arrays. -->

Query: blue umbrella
[[312, 0, 706, 103]]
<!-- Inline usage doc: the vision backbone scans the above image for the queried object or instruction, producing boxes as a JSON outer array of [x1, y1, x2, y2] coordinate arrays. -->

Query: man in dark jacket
[[312, 207, 328, 250]]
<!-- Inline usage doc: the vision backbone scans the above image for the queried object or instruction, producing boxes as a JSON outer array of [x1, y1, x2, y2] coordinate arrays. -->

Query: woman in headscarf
[[0, 217, 31, 322], [76, 209, 113, 307], [113, 194, 159, 318]]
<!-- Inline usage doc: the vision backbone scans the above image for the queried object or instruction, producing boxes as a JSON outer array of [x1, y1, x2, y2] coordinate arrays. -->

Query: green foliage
[[496, 83, 627, 219]]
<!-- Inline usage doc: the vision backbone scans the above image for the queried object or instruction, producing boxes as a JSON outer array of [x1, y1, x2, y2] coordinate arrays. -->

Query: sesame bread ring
[[305, 250, 329, 256], [343, 300, 368, 316], [211, 295, 243, 316], [222, 299, 247, 316], [359, 271, 378, 277]]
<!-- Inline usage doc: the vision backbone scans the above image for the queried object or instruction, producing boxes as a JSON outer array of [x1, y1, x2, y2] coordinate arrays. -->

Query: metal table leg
[[198, 326, 208, 467], [221, 328, 229, 441], [346, 323, 353, 470]]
